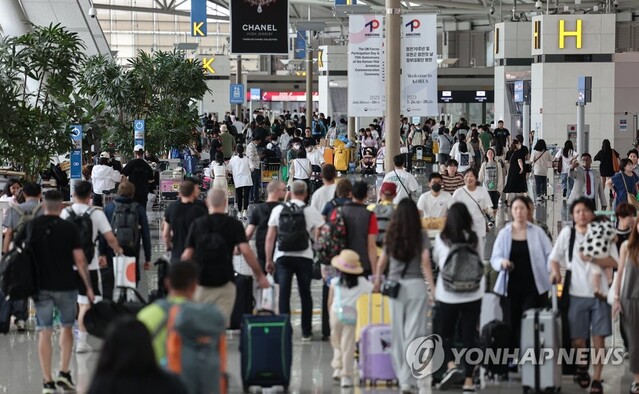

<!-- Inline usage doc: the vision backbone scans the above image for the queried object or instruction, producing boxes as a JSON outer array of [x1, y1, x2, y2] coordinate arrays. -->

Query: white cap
[[134, 144, 144, 152], [266, 143, 274, 150], [99, 152, 110, 159]]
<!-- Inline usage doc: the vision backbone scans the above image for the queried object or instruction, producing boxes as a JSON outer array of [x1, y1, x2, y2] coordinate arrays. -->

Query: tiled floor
[[0, 173, 636, 394]]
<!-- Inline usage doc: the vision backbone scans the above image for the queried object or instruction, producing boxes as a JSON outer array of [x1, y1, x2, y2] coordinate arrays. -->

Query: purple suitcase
[[359, 294, 397, 385]]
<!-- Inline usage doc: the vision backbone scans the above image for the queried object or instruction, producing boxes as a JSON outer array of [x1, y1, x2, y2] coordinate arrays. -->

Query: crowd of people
[[2, 112, 639, 394]]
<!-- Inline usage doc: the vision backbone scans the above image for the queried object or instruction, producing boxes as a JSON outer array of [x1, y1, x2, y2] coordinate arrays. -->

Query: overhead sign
[[250, 88, 262, 101], [401, 14, 437, 116], [514, 80, 524, 103], [294, 31, 306, 60], [335, 0, 357, 4], [261, 91, 318, 102], [191, 0, 207, 37], [69, 125, 82, 180], [230, 0, 289, 54], [348, 15, 385, 116], [230, 84, 245, 104], [133, 120, 145, 148], [438, 90, 495, 103], [559, 19, 582, 49]]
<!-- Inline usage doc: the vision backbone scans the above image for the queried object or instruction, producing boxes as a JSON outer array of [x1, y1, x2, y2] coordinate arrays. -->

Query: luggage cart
[[159, 170, 183, 209], [260, 162, 281, 200]]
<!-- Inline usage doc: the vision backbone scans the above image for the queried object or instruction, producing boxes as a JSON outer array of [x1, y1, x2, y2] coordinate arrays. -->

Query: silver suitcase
[[520, 285, 562, 393]]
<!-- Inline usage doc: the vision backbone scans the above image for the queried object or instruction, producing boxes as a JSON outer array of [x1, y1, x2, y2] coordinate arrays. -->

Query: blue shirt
[[490, 222, 553, 296], [611, 172, 639, 207]]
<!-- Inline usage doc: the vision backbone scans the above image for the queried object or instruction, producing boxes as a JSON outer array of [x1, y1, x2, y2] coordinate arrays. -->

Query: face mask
[[431, 183, 442, 192]]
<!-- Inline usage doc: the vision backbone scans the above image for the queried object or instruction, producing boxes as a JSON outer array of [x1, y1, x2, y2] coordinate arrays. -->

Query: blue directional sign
[[133, 119, 145, 149], [230, 84, 245, 104], [69, 124, 83, 180], [294, 31, 306, 60], [191, 0, 207, 37]]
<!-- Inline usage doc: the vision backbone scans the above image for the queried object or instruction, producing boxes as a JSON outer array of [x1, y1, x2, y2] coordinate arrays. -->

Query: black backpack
[[0, 220, 50, 300], [277, 203, 308, 252], [314, 122, 322, 135], [481, 320, 511, 375], [193, 216, 234, 287], [111, 202, 141, 256], [441, 243, 484, 292], [65, 207, 96, 263]]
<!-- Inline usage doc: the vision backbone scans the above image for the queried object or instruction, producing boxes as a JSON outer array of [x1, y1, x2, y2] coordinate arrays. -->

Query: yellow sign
[[559, 19, 582, 49], [317, 49, 324, 68], [202, 57, 216, 74], [494, 27, 500, 55], [533, 21, 541, 49], [192, 22, 205, 37]]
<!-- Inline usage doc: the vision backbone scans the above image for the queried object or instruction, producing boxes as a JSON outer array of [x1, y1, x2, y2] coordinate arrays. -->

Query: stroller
[[360, 148, 377, 176]]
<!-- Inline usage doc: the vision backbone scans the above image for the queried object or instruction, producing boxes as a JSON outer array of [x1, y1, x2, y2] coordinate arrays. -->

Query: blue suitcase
[[240, 314, 292, 393]]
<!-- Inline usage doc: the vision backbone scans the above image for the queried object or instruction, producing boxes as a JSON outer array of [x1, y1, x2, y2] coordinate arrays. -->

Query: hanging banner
[[190, 0, 207, 37], [230, 0, 289, 54], [133, 120, 145, 148], [348, 15, 385, 117], [401, 14, 437, 116]]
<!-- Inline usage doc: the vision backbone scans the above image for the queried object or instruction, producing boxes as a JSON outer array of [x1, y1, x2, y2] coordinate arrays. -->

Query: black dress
[[503, 148, 527, 193], [594, 149, 618, 177]]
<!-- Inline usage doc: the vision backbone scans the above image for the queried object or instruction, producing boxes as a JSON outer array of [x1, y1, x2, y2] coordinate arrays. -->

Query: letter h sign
[[559, 19, 582, 49]]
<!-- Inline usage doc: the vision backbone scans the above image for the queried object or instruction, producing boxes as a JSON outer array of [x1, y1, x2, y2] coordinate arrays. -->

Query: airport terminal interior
[[3, 0, 639, 393]]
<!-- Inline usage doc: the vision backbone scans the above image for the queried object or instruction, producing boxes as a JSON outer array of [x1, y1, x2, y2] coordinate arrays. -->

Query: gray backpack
[[372, 204, 394, 247], [441, 243, 484, 292]]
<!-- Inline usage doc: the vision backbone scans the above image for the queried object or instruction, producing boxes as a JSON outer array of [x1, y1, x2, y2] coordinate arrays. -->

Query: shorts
[[568, 295, 612, 339], [34, 290, 78, 330], [77, 270, 102, 305]]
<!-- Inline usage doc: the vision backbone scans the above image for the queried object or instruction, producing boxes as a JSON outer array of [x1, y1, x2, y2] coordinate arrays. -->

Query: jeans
[[275, 256, 313, 337], [34, 290, 78, 330], [235, 186, 251, 212], [436, 299, 481, 378], [9, 298, 28, 321], [560, 172, 574, 196], [250, 169, 262, 202], [534, 175, 547, 198], [322, 280, 331, 338]]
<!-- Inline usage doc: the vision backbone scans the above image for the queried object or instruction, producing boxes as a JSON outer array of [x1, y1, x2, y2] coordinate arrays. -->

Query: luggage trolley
[[260, 162, 281, 200], [159, 170, 183, 209]]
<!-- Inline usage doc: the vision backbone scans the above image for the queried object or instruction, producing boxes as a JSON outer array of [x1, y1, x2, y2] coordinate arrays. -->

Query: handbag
[[621, 174, 639, 209], [335, 284, 357, 325], [612, 151, 620, 173], [381, 258, 410, 299]]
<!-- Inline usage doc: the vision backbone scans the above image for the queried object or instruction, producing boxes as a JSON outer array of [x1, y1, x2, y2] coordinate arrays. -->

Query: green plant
[[79, 50, 209, 157], [0, 24, 86, 180]]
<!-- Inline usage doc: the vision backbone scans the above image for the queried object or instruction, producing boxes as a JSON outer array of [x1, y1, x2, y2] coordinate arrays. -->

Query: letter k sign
[[202, 57, 215, 74], [193, 22, 205, 36]]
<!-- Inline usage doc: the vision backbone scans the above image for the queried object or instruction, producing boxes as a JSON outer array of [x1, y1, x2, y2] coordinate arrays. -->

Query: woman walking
[[608, 158, 639, 209], [478, 148, 504, 210], [612, 217, 639, 394], [452, 168, 493, 259], [554, 140, 578, 199], [531, 139, 553, 202], [594, 139, 620, 188], [228, 144, 253, 219], [289, 148, 312, 189], [490, 196, 553, 352], [374, 199, 435, 394], [432, 203, 485, 393], [503, 139, 528, 201]]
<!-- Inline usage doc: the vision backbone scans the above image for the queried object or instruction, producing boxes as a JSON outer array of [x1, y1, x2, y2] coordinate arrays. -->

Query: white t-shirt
[[307, 149, 325, 167], [228, 156, 253, 187], [451, 186, 492, 237], [382, 168, 419, 204], [267, 199, 324, 262], [432, 235, 485, 304], [330, 276, 374, 311], [417, 191, 452, 218], [60, 203, 113, 270], [554, 150, 578, 174], [310, 183, 337, 214], [549, 226, 618, 298], [290, 158, 312, 180], [454, 151, 473, 173], [91, 165, 122, 194]]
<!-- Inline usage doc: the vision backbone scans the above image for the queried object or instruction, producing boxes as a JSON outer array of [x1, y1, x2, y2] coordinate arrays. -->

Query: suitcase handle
[[367, 292, 385, 325], [551, 284, 559, 313]]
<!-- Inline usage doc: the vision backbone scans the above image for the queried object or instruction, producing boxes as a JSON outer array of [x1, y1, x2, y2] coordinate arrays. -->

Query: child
[[328, 250, 373, 388], [579, 216, 615, 300], [360, 148, 376, 175]]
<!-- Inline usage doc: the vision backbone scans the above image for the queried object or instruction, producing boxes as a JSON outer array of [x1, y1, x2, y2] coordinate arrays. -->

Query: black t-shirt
[[29, 216, 82, 291], [184, 214, 248, 285], [248, 202, 280, 262], [165, 201, 209, 262], [122, 158, 154, 204], [494, 128, 510, 147]]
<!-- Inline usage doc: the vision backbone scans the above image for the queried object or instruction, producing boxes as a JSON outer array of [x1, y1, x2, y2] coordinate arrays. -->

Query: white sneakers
[[340, 377, 353, 388], [332, 370, 341, 381]]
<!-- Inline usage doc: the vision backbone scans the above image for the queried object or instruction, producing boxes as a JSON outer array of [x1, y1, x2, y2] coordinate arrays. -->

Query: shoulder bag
[[393, 170, 412, 199], [381, 260, 410, 299], [622, 174, 639, 209], [462, 187, 492, 232]]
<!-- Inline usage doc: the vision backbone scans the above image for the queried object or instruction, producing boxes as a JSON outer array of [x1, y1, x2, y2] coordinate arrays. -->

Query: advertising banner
[[230, 0, 289, 54], [348, 15, 385, 117], [401, 14, 437, 116], [190, 0, 207, 37]]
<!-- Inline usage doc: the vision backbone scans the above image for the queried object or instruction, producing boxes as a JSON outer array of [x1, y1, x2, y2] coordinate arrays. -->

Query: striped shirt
[[441, 173, 465, 193]]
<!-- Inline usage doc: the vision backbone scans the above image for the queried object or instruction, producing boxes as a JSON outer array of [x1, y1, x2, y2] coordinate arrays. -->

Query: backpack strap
[[152, 299, 173, 339], [567, 226, 576, 263]]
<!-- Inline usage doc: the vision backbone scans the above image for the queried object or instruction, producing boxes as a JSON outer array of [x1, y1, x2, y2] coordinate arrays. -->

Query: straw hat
[[331, 250, 363, 275]]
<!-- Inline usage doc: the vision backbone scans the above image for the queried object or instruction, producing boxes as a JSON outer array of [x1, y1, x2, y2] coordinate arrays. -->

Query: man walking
[[122, 145, 154, 208], [219, 124, 236, 161], [568, 153, 607, 210], [247, 135, 263, 203], [310, 164, 338, 214], [163, 180, 208, 263], [33, 190, 95, 393], [265, 181, 324, 341], [181, 189, 269, 324], [381, 155, 419, 204]]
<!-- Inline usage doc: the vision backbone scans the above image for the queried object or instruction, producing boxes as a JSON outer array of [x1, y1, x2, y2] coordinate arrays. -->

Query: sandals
[[591, 380, 603, 394], [574, 367, 591, 389]]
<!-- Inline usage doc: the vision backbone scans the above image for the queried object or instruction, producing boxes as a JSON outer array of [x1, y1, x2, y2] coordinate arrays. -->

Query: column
[[0, 0, 31, 36], [384, 0, 401, 171], [306, 41, 313, 128], [235, 56, 242, 117]]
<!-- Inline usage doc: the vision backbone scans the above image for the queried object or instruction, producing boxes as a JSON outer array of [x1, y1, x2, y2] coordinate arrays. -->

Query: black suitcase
[[229, 274, 253, 329]]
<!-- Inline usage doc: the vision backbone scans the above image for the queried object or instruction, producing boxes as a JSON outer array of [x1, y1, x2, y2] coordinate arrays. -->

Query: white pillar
[[0, 0, 31, 36]]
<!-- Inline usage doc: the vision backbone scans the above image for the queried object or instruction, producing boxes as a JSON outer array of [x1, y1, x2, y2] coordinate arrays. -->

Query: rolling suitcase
[[521, 285, 561, 393], [356, 293, 391, 342], [334, 148, 350, 172], [359, 294, 397, 385], [240, 314, 292, 393], [323, 147, 334, 165], [229, 274, 253, 330]]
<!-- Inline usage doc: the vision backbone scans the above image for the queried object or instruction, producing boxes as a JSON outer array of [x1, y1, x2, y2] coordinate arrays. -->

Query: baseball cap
[[380, 182, 397, 196], [134, 144, 144, 152], [99, 152, 110, 159]]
